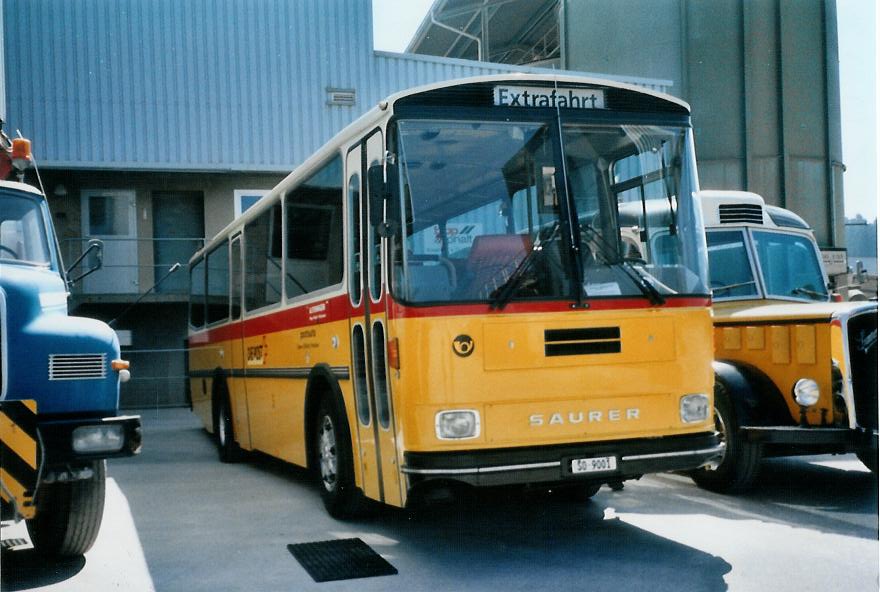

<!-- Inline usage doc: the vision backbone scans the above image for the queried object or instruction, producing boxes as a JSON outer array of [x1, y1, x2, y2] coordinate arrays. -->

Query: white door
[[81, 190, 138, 294]]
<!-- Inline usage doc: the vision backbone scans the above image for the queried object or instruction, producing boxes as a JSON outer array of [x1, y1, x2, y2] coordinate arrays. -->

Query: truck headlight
[[72, 424, 125, 453], [435, 410, 480, 440], [793, 378, 821, 407], [680, 394, 710, 423]]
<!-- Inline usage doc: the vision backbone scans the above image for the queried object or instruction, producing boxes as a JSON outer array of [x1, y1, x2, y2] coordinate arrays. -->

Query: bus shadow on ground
[[0, 547, 85, 591], [363, 488, 733, 591], [628, 456, 878, 541]]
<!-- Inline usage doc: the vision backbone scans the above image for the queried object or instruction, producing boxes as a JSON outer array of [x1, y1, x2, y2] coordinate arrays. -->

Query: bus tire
[[215, 391, 242, 463], [314, 397, 365, 518], [690, 381, 762, 493], [27, 460, 106, 557], [856, 449, 878, 474]]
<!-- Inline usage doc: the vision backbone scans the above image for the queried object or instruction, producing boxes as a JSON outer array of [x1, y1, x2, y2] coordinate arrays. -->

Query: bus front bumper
[[401, 432, 723, 488]]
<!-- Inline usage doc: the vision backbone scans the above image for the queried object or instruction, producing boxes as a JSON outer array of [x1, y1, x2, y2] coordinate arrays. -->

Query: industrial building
[[408, 0, 846, 248], [1, 0, 668, 407]]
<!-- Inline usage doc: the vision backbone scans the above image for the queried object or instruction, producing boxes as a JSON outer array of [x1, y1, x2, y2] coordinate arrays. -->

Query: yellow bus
[[187, 74, 722, 517]]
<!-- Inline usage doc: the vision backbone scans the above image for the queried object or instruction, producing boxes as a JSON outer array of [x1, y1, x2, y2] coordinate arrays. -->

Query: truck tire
[[27, 460, 106, 557], [314, 397, 365, 518], [690, 382, 762, 493]]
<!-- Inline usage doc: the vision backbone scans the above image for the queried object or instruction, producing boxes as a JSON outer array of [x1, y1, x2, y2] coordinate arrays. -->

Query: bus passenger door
[[347, 132, 403, 506]]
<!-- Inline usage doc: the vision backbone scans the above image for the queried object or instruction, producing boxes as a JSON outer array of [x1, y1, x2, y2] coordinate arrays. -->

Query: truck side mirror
[[368, 163, 401, 237], [66, 238, 104, 285]]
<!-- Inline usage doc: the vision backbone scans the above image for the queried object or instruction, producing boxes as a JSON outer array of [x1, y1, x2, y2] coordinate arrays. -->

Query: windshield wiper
[[712, 280, 757, 296], [581, 225, 666, 306], [791, 286, 827, 300], [489, 223, 560, 310]]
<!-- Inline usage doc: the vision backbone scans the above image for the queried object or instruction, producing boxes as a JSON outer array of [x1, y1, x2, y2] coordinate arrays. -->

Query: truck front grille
[[48, 353, 107, 381], [848, 311, 878, 431]]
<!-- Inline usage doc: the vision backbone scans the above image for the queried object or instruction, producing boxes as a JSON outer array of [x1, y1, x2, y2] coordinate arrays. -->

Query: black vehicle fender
[[303, 364, 351, 473], [713, 360, 793, 428]]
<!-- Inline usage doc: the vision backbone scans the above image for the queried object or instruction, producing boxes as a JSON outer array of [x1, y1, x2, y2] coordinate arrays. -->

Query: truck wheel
[[856, 449, 878, 474], [27, 460, 106, 557], [314, 398, 365, 518], [215, 394, 242, 463], [690, 382, 762, 493]]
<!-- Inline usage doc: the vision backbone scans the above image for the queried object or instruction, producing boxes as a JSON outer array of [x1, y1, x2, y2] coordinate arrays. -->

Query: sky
[[373, 0, 878, 221]]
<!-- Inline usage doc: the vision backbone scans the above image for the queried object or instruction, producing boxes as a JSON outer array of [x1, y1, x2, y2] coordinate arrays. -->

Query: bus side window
[[285, 155, 344, 300], [348, 173, 361, 305], [189, 257, 206, 328], [244, 203, 283, 311], [206, 240, 229, 325]]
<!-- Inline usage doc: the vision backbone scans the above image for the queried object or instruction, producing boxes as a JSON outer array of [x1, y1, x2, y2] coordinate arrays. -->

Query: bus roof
[[194, 74, 692, 263]]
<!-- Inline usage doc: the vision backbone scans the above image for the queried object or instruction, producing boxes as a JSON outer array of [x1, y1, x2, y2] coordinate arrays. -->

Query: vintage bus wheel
[[314, 398, 364, 518], [27, 461, 106, 557], [690, 382, 762, 493], [214, 388, 241, 463]]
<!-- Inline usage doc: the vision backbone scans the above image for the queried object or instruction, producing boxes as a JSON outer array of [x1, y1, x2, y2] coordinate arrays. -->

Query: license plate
[[571, 456, 617, 474]]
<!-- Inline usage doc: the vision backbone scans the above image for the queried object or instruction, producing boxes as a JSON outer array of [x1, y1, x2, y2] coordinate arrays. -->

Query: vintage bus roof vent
[[718, 203, 764, 225]]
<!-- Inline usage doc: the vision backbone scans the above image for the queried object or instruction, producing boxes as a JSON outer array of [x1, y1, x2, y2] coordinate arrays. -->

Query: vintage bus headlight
[[72, 424, 125, 453], [680, 394, 710, 423], [435, 410, 480, 440], [793, 378, 821, 407]]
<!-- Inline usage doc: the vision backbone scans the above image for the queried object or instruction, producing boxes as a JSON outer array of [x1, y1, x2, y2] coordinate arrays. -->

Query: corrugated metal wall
[[3, 0, 670, 173]]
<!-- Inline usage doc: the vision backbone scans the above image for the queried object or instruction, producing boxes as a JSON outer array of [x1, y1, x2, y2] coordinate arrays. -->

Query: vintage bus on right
[[691, 190, 876, 491]]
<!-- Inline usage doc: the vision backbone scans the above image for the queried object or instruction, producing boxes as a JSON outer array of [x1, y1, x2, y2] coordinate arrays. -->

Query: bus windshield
[[0, 192, 52, 266], [392, 118, 708, 304]]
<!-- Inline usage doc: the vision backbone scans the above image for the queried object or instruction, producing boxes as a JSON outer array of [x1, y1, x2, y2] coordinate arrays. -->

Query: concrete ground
[[2, 407, 877, 591]]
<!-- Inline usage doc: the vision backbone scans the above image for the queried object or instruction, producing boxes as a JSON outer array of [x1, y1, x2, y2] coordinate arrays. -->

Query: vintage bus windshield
[[392, 118, 708, 304]]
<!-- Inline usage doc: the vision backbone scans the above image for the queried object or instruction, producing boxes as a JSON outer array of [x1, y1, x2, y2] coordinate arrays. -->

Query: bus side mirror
[[368, 163, 400, 237], [66, 238, 104, 285]]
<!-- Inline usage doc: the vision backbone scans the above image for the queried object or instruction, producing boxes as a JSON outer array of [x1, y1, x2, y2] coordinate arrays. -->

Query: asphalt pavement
[[2, 407, 877, 591]]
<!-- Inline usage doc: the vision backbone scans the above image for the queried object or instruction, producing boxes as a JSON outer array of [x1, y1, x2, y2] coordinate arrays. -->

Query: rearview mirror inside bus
[[368, 163, 400, 237]]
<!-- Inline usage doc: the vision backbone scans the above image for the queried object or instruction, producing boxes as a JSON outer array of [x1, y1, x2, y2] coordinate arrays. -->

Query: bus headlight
[[793, 378, 821, 407], [680, 394, 710, 423], [72, 424, 125, 453], [435, 410, 480, 440]]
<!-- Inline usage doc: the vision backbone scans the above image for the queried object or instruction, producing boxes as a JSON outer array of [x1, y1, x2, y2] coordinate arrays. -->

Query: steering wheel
[[0, 244, 18, 258]]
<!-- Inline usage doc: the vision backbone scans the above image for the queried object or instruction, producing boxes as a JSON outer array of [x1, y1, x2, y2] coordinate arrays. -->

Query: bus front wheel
[[314, 398, 365, 518], [27, 460, 106, 557]]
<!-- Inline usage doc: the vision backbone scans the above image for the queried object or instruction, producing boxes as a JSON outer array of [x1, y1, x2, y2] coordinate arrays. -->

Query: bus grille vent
[[718, 204, 764, 224], [544, 327, 621, 357], [48, 353, 107, 380]]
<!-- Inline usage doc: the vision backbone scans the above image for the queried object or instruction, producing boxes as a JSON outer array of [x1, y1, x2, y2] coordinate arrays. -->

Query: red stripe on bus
[[189, 294, 710, 346], [389, 297, 710, 319]]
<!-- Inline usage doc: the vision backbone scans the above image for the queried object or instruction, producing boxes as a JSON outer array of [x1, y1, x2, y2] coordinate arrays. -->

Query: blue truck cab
[[0, 179, 141, 556]]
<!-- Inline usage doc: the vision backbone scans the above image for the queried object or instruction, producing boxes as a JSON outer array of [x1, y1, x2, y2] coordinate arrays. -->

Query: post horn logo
[[452, 335, 475, 357]]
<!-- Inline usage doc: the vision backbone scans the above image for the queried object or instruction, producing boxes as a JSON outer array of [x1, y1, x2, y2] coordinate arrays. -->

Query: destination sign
[[494, 85, 606, 109]]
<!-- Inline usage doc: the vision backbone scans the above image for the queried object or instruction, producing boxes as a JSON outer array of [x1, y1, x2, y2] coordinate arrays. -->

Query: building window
[[234, 190, 268, 218]]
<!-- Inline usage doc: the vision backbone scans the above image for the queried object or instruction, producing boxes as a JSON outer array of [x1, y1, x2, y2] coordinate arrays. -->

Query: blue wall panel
[[3, 0, 670, 173]]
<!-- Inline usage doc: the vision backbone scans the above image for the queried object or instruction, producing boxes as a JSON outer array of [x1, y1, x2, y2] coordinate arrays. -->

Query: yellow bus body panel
[[389, 306, 714, 452]]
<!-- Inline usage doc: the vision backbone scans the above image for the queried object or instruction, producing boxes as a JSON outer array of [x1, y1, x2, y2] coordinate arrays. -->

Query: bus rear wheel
[[27, 460, 106, 557], [214, 387, 241, 463], [314, 398, 365, 518]]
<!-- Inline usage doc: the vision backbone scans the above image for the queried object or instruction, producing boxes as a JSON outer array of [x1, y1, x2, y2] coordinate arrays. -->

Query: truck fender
[[713, 360, 792, 427]]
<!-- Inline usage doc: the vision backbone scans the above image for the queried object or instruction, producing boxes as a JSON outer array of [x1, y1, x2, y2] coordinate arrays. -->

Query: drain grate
[[1, 538, 29, 549], [287, 538, 398, 583]]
